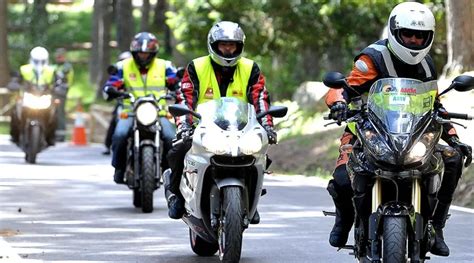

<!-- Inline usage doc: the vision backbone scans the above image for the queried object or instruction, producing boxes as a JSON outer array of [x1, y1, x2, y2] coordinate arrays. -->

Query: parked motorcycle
[[164, 97, 287, 262], [323, 72, 474, 262], [15, 82, 57, 164], [120, 93, 173, 213]]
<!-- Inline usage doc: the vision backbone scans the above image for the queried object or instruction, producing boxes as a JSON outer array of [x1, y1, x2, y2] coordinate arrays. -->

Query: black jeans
[[166, 139, 192, 195]]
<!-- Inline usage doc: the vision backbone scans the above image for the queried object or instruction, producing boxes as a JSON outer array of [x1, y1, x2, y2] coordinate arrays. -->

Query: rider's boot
[[166, 169, 185, 219], [431, 201, 450, 256], [167, 192, 185, 219], [327, 179, 354, 247], [113, 169, 125, 184]]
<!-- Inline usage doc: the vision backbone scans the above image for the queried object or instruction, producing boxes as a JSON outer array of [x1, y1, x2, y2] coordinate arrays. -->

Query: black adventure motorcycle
[[323, 72, 474, 263], [14, 82, 58, 164]]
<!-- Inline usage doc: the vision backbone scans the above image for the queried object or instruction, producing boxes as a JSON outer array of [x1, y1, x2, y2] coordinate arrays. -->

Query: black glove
[[263, 125, 277, 145], [177, 124, 194, 142], [104, 86, 129, 100], [330, 101, 348, 125], [447, 137, 472, 167]]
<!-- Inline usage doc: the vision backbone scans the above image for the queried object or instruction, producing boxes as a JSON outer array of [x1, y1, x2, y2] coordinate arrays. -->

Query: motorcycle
[[164, 97, 287, 262], [15, 82, 57, 164], [323, 72, 474, 262], [120, 93, 173, 213]]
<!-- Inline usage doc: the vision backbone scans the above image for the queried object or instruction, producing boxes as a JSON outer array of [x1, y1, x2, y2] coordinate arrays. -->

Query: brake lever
[[436, 117, 468, 129]]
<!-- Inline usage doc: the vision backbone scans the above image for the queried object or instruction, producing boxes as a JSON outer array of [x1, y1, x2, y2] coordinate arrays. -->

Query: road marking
[[450, 205, 474, 214], [0, 237, 22, 262]]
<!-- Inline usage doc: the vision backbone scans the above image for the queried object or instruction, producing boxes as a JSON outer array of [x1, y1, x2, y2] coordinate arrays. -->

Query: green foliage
[[166, 0, 416, 100]]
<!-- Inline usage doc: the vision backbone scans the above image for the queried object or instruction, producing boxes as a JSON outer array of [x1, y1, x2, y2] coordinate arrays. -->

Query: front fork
[[367, 178, 425, 261]]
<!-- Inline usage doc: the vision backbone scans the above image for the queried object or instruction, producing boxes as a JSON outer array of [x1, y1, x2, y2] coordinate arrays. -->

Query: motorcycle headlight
[[405, 132, 438, 163], [201, 130, 229, 155], [136, 102, 158, 126], [239, 133, 263, 155], [407, 142, 427, 160], [23, 92, 52, 109]]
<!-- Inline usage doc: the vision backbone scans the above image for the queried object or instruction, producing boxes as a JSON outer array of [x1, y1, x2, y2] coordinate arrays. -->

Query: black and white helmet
[[387, 2, 435, 65], [207, 21, 245, 67]]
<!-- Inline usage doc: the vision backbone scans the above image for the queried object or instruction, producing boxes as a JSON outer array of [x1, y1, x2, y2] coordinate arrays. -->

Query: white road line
[[0, 237, 23, 263]]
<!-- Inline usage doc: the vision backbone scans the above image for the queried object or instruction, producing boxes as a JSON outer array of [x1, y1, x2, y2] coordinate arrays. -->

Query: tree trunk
[[442, 0, 474, 76], [115, 0, 134, 52], [91, 0, 113, 99], [140, 0, 150, 32], [154, 0, 171, 54], [31, 0, 49, 45], [0, 0, 10, 86]]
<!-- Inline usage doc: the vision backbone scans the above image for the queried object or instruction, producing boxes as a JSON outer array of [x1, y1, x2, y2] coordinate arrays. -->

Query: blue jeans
[[111, 117, 176, 171]]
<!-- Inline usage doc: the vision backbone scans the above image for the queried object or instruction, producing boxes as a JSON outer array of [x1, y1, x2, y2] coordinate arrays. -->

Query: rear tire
[[140, 146, 155, 213], [218, 186, 244, 263], [26, 125, 41, 164], [383, 217, 407, 263], [189, 228, 218, 256]]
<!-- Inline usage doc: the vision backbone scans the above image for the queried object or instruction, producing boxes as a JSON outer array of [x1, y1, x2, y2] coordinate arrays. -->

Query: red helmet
[[129, 32, 159, 68]]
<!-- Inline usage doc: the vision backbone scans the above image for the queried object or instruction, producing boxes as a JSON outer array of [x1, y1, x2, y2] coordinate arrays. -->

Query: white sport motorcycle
[[165, 97, 287, 262]]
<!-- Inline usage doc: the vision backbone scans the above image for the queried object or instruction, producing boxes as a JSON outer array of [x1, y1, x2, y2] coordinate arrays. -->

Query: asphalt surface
[[0, 135, 473, 262]]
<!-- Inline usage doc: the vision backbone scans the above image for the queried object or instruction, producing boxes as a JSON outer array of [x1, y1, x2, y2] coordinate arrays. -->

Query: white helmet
[[387, 2, 435, 65], [29, 46, 49, 71], [207, 21, 245, 67]]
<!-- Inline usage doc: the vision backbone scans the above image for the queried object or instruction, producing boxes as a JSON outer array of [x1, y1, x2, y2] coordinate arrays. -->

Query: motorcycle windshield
[[197, 97, 249, 131], [367, 78, 438, 135]]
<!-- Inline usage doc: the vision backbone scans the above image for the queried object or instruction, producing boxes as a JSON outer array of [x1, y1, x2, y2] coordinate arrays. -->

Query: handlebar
[[443, 112, 473, 120], [323, 110, 360, 121]]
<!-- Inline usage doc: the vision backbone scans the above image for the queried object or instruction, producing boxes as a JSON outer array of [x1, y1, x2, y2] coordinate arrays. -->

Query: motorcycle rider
[[103, 32, 180, 184], [8, 46, 57, 146], [166, 21, 277, 220], [102, 51, 132, 155], [52, 48, 74, 142], [324, 2, 471, 257]]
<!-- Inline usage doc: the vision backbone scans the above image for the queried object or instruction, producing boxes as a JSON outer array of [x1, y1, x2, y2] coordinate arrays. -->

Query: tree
[[91, 0, 113, 99], [154, 0, 172, 55], [443, 0, 474, 76], [140, 0, 150, 32], [30, 0, 49, 45], [0, 0, 9, 86], [115, 0, 134, 52]]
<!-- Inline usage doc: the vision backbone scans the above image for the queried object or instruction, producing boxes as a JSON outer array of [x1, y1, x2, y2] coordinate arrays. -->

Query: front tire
[[26, 125, 41, 164], [219, 186, 244, 263], [189, 228, 218, 256], [140, 146, 155, 213], [383, 217, 407, 263]]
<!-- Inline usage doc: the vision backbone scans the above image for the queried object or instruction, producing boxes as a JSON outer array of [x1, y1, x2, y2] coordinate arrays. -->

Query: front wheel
[[26, 125, 41, 164], [140, 146, 156, 213], [189, 228, 218, 256], [383, 217, 407, 263], [218, 186, 244, 263]]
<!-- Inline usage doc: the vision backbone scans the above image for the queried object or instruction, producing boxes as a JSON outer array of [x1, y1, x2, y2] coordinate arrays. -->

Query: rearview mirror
[[168, 104, 201, 119], [323, 72, 346, 89], [452, 75, 474, 92], [256, 105, 288, 119]]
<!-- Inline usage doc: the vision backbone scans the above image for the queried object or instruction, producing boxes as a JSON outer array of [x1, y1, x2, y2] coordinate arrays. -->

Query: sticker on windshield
[[389, 95, 409, 105]]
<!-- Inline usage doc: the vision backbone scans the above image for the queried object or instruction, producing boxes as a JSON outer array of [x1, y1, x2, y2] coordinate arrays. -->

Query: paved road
[[0, 136, 473, 262]]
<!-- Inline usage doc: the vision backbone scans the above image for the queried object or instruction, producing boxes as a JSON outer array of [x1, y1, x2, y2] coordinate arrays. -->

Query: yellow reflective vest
[[20, 64, 55, 87], [193, 56, 254, 104], [122, 57, 167, 115]]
